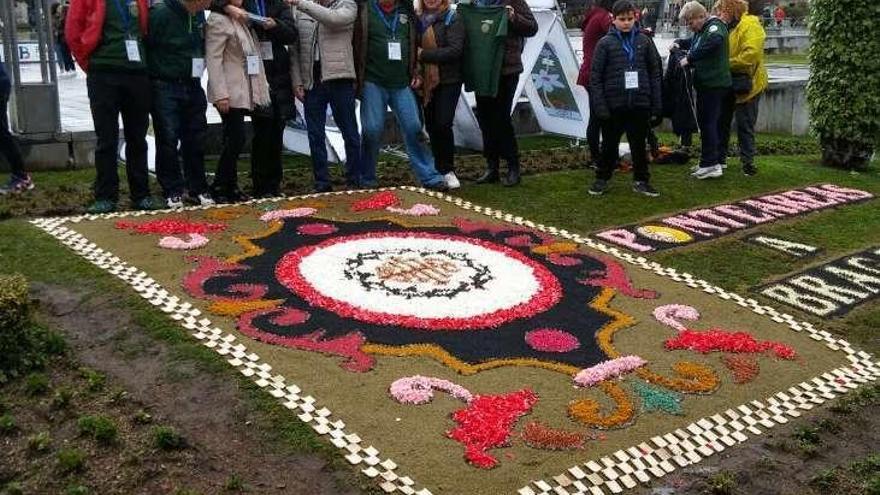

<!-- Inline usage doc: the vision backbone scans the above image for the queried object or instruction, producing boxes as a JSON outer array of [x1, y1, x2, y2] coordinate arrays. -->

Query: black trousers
[[251, 109, 285, 196], [598, 109, 651, 183], [0, 91, 24, 178], [475, 73, 519, 169], [696, 87, 730, 168], [213, 108, 248, 194], [587, 101, 602, 163], [719, 92, 760, 167], [424, 83, 461, 175], [86, 71, 151, 203]]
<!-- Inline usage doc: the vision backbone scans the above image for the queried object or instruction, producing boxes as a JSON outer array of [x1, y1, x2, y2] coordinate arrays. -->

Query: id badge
[[191, 57, 206, 78], [260, 41, 274, 61], [387, 41, 402, 61], [624, 71, 639, 89], [247, 55, 260, 75], [125, 39, 141, 62]]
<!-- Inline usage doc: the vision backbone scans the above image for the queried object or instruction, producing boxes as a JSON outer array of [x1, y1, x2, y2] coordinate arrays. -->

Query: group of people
[[579, 0, 767, 197], [0, 0, 767, 207], [2, 0, 537, 211]]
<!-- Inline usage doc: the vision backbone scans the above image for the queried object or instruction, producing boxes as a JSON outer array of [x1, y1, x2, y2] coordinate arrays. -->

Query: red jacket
[[65, 0, 149, 71], [577, 6, 612, 88]]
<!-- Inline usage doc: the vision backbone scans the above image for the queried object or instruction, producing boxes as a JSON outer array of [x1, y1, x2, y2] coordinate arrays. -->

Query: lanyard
[[371, 1, 399, 39], [188, 14, 203, 56], [614, 28, 637, 66], [255, 0, 266, 17], [113, 0, 133, 35]]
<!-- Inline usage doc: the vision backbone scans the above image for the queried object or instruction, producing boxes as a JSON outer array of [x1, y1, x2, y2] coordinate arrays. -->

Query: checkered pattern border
[[30, 186, 880, 495]]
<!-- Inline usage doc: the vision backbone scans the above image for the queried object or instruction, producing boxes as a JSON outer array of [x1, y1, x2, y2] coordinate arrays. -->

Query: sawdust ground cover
[[29, 185, 879, 495]]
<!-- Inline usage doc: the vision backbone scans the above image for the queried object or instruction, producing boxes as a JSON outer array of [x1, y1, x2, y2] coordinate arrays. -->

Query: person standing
[[674, 0, 731, 180], [717, 0, 766, 176], [0, 61, 33, 195], [354, 0, 449, 191], [417, 0, 464, 189], [588, 0, 662, 197], [52, 2, 77, 76], [205, 0, 273, 202], [289, 0, 363, 193], [67, 0, 158, 213], [217, 0, 297, 198], [773, 3, 784, 27], [464, 0, 537, 187], [576, 0, 613, 169], [147, 0, 215, 208]]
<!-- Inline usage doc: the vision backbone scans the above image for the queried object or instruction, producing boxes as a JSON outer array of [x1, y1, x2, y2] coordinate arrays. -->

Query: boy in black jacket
[[588, 0, 662, 197]]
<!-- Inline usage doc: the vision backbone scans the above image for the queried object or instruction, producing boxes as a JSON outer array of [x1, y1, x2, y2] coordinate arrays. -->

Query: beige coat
[[206, 13, 272, 110], [289, 0, 358, 90]]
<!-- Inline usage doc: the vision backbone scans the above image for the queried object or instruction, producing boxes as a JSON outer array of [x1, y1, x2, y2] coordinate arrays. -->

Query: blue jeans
[[304, 78, 362, 190], [359, 81, 444, 187], [151, 79, 209, 198]]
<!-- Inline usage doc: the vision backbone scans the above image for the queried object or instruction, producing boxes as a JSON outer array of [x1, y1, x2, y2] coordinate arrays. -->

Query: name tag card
[[247, 55, 261, 75], [125, 39, 141, 62], [388, 41, 402, 61], [625, 71, 639, 89], [260, 41, 274, 61], [191, 57, 205, 78]]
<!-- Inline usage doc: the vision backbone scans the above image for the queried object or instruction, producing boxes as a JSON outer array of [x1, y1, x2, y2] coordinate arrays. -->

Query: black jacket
[[212, 0, 297, 117], [418, 10, 465, 85], [589, 26, 662, 118], [662, 49, 698, 136]]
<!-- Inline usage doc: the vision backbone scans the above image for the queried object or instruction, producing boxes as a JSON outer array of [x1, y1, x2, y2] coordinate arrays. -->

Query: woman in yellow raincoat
[[716, 0, 767, 176]]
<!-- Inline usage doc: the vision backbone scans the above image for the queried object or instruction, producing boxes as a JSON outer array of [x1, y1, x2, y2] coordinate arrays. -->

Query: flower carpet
[[32, 188, 880, 495]]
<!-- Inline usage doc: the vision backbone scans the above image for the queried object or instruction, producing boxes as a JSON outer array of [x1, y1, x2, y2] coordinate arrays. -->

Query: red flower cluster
[[665, 329, 798, 360], [722, 354, 760, 384], [447, 389, 538, 469], [297, 223, 338, 236], [116, 219, 227, 235], [350, 191, 401, 212]]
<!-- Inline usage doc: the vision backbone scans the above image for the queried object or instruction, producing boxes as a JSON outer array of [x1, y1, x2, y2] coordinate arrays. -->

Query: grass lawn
[[765, 52, 809, 65]]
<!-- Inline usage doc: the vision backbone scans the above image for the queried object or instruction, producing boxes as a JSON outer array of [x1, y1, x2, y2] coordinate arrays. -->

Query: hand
[[505, 5, 515, 19], [215, 98, 231, 114], [410, 76, 422, 90], [650, 115, 663, 127], [417, 47, 423, 60], [294, 85, 305, 101], [679, 57, 689, 68], [224, 5, 248, 23], [262, 17, 277, 29]]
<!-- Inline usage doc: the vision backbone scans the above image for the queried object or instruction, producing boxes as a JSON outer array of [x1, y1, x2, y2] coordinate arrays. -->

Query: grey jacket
[[290, 0, 358, 90]]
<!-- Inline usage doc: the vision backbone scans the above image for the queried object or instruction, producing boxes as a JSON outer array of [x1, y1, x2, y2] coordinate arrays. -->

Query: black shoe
[[424, 181, 449, 192], [502, 168, 521, 187], [475, 169, 500, 184], [588, 179, 609, 196], [314, 184, 333, 193], [633, 181, 660, 197], [212, 188, 250, 204], [743, 164, 758, 176]]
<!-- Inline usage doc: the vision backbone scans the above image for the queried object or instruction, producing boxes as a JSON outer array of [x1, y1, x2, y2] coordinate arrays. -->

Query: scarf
[[232, 20, 272, 108], [417, 7, 446, 105]]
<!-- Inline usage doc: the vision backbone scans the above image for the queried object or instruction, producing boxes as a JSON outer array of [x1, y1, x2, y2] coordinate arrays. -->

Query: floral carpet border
[[30, 187, 880, 495]]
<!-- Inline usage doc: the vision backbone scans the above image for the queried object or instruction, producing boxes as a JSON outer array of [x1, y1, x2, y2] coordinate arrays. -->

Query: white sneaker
[[166, 196, 184, 209], [692, 164, 724, 179], [444, 172, 461, 190], [197, 193, 215, 206]]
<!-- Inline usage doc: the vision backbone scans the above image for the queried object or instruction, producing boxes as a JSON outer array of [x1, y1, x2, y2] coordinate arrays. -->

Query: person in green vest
[[353, 0, 449, 191], [147, 0, 215, 209], [66, 0, 159, 213], [673, 0, 732, 180], [462, 0, 537, 187]]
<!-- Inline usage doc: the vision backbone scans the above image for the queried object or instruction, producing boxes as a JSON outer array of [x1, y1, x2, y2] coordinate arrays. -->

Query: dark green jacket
[[681, 17, 731, 89], [90, 0, 148, 72], [147, 0, 205, 80]]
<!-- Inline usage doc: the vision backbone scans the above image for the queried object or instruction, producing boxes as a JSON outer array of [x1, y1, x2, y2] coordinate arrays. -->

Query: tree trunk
[[820, 136, 875, 170]]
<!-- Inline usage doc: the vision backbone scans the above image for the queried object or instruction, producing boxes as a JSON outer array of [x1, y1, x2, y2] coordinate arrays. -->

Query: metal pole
[[45, 0, 60, 133]]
